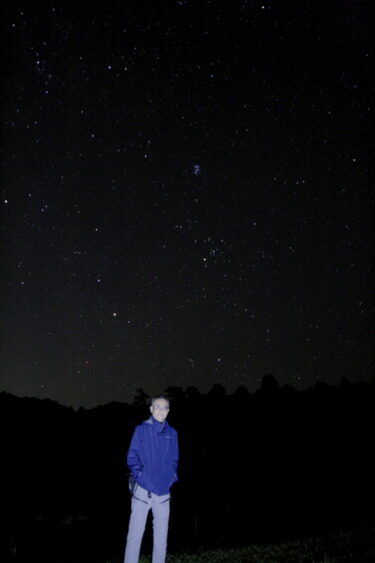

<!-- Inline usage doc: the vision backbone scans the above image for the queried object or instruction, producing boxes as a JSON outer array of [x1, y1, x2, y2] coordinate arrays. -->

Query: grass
[[108, 523, 375, 562]]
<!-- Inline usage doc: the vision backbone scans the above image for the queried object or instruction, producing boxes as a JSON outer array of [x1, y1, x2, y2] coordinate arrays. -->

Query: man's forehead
[[153, 399, 169, 406]]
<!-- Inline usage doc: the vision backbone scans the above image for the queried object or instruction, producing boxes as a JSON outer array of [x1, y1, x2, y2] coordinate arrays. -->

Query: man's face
[[150, 398, 170, 423]]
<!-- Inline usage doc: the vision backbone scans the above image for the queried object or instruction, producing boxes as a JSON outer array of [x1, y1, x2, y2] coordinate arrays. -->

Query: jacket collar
[[149, 415, 168, 433]]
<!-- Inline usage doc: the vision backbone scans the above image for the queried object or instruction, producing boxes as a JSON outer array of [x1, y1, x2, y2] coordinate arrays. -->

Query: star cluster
[[1, 0, 373, 408]]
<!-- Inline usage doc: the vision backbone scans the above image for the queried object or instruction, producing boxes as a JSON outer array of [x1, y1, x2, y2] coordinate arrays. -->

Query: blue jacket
[[127, 416, 179, 496]]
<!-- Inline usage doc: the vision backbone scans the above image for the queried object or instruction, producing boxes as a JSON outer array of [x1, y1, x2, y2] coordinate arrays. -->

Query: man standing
[[123, 396, 179, 563]]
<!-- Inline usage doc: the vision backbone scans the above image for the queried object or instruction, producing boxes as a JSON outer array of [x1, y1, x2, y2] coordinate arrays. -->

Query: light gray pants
[[123, 484, 170, 563]]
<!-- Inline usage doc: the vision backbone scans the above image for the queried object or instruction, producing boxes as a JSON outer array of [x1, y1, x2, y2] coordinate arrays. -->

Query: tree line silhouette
[[1, 375, 374, 562]]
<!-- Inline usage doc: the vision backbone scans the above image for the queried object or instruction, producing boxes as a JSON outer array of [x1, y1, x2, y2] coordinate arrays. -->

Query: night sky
[[1, 0, 373, 409]]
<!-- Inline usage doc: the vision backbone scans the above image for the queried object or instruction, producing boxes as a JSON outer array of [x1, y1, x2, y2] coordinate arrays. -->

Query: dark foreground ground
[[2, 382, 375, 562], [3, 522, 374, 562]]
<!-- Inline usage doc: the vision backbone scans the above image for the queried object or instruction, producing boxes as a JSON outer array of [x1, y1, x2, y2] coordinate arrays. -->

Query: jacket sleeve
[[172, 431, 179, 482], [127, 426, 144, 480]]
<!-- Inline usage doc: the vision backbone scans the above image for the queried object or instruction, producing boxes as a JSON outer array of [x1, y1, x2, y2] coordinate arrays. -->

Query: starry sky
[[1, 0, 373, 409]]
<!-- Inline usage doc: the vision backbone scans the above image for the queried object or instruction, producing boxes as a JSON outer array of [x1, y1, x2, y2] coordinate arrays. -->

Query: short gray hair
[[151, 395, 169, 406]]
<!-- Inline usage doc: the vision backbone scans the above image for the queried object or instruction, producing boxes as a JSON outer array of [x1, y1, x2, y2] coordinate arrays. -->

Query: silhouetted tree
[[164, 386, 185, 403], [260, 373, 280, 395], [233, 385, 250, 400], [185, 386, 200, 401], [282, 384, 296, 394], [314, 380, 329, 393], [207, 383, 227, 397], [339, 377, 353, 390], [133, 387, 149, 405]]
